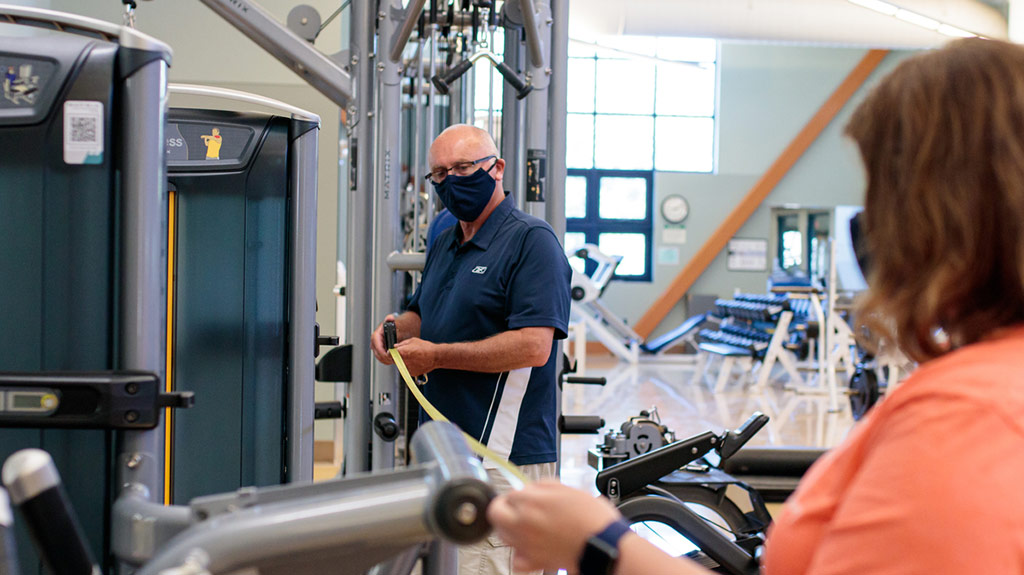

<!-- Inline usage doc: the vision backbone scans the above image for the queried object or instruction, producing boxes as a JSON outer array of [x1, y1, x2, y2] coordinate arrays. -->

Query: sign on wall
[[727, 238, 768, 271]]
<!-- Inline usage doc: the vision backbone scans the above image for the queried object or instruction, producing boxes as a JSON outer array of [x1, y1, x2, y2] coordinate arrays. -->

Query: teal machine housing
[[165, 89, 320, 502], [0, 6, 320, 570], [0, 13, 172, 573]]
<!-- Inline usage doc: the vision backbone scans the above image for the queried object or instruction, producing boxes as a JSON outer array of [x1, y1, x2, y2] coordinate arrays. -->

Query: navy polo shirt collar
[[452, 192, 514, 251]]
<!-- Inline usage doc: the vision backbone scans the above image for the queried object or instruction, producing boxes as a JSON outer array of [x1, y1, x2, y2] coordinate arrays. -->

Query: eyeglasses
[[425, 155, 497, 183]]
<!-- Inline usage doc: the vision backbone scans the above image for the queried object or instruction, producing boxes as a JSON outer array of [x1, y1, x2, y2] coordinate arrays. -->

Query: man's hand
[[371, 314, 398, 365], [392, 337, 439, 377]]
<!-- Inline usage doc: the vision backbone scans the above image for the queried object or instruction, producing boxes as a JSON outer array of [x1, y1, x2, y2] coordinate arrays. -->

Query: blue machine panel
[[167, 109, 292, 503]]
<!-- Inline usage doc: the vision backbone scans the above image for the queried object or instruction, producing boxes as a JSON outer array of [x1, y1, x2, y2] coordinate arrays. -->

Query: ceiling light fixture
[[848, 0, 898, 17], [847, 0, 983, 38]]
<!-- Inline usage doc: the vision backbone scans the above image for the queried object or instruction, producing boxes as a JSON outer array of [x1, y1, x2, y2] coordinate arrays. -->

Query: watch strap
[[579, 518, 632, 575]]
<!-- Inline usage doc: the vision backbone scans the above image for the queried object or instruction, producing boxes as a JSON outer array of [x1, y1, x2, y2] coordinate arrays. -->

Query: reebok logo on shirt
[[471, 266, 488, 274]]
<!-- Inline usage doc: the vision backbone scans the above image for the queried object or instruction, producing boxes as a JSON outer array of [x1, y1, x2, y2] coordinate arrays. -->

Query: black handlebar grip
[[2, 450, 97, 575], [559, 415, 605, 434], [0, 489, 19, 575], [494, 61, 533, 99], [430, 0, 438, 24], [719, 411, 770, 461], [383, 320, 398, 350], [432, 58, 474, 95], [374, 412, 400, 441], [563, 376, 607, 386]]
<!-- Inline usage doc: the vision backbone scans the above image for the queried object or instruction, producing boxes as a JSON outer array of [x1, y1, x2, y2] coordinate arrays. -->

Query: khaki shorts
[[457, 462, 558, 575]]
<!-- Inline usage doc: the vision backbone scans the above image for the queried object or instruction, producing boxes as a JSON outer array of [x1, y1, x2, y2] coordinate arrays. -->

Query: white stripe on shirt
[[482, 366, 531, 467]]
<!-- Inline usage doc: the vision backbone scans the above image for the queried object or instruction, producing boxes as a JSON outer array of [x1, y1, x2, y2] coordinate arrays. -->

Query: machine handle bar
[[2, 450, 98, 575], [719, 412, 769, 461], [411, 421, 496, 543], [0, 489, 18, 575], [431, 52, 532, 99]]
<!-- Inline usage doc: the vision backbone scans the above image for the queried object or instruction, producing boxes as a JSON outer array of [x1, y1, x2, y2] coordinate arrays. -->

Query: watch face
[[661, 195, 689, 223]]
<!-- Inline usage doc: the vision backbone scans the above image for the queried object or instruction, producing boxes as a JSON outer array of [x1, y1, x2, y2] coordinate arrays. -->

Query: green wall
[[597, 43, 913, 338]]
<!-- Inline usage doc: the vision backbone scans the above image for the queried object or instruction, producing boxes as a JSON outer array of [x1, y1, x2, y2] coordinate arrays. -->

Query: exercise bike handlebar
[[1, 449, 98, 575]]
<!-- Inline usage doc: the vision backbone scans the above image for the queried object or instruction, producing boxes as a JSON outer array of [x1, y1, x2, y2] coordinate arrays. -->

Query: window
[[565, 170, 653, 281], [566, 36, 718, 173], [564, 36, 717, 283]]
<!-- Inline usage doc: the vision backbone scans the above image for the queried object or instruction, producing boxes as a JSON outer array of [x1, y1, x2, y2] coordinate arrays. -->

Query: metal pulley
[[287, 5, 322, 42]]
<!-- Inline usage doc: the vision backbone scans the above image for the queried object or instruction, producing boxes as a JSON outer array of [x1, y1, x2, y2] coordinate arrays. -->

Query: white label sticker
[[662, 225, 687, 245], [63, 100, 104, 165]]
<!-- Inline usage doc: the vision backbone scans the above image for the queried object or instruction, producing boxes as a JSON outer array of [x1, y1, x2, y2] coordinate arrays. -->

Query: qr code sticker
[[70, 116, 98, 144], [63, 100, 104, 165]]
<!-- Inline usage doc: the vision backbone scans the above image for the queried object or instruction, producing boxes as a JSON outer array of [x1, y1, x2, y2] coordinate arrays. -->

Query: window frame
[[566, 168, 654, 282]]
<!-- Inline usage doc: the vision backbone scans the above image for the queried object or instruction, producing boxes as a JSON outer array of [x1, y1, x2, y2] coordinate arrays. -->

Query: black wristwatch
[[579, 519, 632, 575]]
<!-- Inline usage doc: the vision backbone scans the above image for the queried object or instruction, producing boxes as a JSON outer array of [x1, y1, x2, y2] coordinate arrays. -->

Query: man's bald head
[[428, 124, 499, 168]]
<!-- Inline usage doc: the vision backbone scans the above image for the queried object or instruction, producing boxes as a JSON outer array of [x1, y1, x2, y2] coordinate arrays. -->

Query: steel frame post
[[547, 0, 569, 467], [521, 0, 551, 220], [369, 0, 408, 471], [119, 55, 170, 502], [288, 121, 320, 482], [344, 0, 376, 475], [500, 29, 524, 208]]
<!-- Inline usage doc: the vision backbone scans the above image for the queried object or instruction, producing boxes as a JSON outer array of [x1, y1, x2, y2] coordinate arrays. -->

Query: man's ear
[[493, 158, 506, 182]]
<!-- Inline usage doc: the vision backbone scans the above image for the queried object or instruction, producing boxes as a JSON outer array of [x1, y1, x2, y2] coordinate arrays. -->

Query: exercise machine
[[0, 8, 327, 572], [592, 412, 824, 574], [0, 6, 171, 570], [595, 413, 771, 574], [189, 0, 571, 477], [2, 420, 496, 575], [569, 244, 709, 365], [165, 84, 321, 499]]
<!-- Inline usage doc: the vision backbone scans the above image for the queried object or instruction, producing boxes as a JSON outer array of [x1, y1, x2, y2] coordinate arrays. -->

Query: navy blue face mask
[[432, 166, 496, 222]]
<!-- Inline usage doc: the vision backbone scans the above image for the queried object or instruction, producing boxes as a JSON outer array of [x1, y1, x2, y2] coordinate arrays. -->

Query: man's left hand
[[392, 338, 439, 377]]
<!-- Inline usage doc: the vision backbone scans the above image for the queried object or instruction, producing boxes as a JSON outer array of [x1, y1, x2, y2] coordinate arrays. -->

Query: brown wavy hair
[[847, 38, 1024, 362]]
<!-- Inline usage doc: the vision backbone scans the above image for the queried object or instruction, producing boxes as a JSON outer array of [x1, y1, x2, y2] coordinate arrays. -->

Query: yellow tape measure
[[388, 348, 529, 486]]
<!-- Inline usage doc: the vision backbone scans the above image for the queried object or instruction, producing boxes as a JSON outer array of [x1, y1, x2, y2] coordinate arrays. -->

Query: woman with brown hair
[[486, 37, 1024, 575]]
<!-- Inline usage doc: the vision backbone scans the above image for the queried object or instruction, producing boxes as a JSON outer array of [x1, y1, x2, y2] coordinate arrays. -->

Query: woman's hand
[[487, 480, 622, 573]]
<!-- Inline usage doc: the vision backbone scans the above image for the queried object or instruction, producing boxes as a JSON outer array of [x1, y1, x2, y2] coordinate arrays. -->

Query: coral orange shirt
[[763, 326, 1024, 574]]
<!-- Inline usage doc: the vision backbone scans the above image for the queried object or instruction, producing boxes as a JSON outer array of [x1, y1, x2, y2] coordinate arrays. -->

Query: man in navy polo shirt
[[371, 124, 571, 575]]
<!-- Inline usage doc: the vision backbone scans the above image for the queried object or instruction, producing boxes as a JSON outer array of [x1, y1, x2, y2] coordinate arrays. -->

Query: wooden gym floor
[[559, 355, 857, 493]]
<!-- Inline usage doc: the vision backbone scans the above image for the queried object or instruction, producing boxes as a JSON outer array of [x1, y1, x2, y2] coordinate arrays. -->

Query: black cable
[[471, 5, 479, 43], [316, 0, 352, 39], [442, 0, 455, 37]]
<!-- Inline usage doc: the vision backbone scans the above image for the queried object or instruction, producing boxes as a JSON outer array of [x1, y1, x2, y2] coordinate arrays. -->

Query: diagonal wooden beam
[[633, 49, 889, 339]]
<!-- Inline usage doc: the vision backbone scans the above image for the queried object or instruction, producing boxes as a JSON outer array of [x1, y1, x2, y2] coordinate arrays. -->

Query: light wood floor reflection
[[558, 356, 857, 493]]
